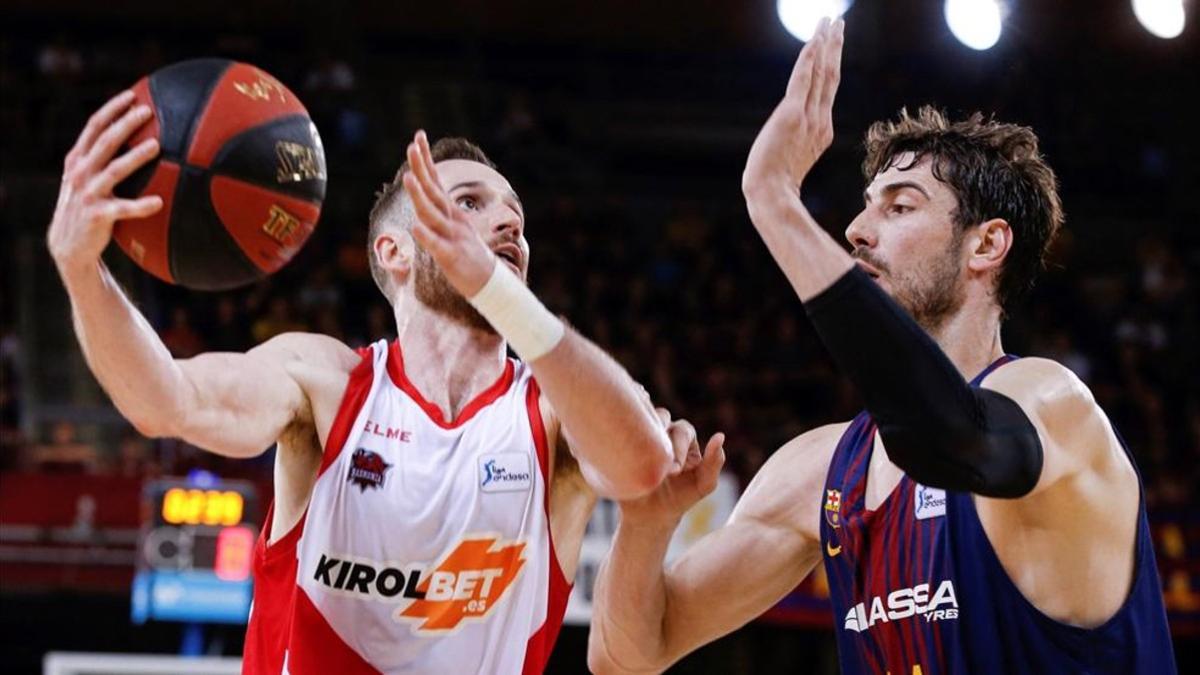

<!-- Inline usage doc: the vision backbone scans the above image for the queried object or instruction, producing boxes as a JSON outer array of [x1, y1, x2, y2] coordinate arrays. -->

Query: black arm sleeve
[[804, 267, 1043, 498]]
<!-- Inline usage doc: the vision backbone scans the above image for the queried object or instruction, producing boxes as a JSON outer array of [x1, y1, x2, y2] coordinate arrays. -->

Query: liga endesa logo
[[313, 536, 527, 633], [479, 453, 532, 493]]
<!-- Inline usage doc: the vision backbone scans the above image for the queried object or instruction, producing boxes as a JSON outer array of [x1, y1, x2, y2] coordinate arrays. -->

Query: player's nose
[[490, 209, 524, 240], [845, 212, 877, 249]]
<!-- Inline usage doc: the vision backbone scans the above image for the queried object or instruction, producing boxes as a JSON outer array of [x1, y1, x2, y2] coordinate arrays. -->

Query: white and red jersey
[[243, 339, 571, 675]]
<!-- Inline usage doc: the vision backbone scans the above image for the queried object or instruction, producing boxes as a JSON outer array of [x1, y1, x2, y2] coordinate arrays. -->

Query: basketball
[[112, 58, 326, 290]]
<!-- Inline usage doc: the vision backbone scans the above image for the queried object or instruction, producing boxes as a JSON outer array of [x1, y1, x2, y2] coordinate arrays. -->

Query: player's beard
[[413, 245, 496, 333], [871, 227, 967, 334]]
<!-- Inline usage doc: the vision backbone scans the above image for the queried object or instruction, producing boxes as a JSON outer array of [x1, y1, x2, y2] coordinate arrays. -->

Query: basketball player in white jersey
[[47, 91, 697, 674]]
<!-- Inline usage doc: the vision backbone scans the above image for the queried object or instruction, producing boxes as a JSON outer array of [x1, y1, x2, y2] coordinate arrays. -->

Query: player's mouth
[[855, 260, 882, 279], [493, 243, 523, 274]]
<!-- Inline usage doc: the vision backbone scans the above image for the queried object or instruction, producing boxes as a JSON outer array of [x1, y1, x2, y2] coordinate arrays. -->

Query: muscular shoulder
[[982, 356, 1133, 499], [252, 333, 363, 438], [982, 358, 1109, 467], [981, 357, 1095, 425], [731, 422, 849, 541], [248, 332, 361, 374]]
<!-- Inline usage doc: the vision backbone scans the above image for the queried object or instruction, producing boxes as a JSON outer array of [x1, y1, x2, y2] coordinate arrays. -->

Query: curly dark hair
[[863, 106, 1064, 315], [366, 137, 497, 298]]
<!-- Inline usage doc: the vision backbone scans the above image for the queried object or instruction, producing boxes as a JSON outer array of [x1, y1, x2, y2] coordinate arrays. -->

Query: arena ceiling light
[[944, 0, 1006, 50], [777, 0, 853, 41], [1132, 0, 1187, 38]]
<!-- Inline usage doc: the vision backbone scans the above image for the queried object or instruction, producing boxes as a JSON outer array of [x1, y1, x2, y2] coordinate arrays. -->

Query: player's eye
[[889, 203, 913, 215], [457, 195, 479, 211]]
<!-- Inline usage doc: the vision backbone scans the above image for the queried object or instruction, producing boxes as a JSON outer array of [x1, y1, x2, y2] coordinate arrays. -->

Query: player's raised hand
[[619, 411, 726, 527], [48, 89, 163, 277], [402, 130, 498, 297], [743, 17, 844, 197]]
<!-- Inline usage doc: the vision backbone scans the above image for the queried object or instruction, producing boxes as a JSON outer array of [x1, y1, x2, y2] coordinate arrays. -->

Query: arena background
[[1, 1, 1197, 672]]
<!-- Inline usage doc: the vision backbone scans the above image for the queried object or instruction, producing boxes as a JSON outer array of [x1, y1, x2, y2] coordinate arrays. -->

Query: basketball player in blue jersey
[[589, 18, 1176, 675]]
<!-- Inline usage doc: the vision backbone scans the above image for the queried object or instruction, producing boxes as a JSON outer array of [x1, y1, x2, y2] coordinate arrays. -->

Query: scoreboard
[[131, 478, 260, 625]]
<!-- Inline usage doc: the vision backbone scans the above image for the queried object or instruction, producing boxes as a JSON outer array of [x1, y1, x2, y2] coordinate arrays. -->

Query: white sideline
[[43, 652, 242, 675]]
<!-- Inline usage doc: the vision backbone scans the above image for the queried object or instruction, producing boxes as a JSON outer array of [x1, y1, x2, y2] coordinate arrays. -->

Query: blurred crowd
[[1, 29, 1197, 519]]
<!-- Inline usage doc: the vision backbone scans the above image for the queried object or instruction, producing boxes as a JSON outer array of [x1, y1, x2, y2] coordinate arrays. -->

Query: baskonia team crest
[[824, 488, 842, 528], [348, 448, 392, 492]]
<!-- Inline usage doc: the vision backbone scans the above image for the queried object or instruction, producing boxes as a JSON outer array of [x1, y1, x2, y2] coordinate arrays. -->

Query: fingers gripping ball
[[113, 59, 326, 290]]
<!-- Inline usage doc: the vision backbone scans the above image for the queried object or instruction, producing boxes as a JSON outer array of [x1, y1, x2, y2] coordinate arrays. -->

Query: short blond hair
[[366, 137, 497, 298]]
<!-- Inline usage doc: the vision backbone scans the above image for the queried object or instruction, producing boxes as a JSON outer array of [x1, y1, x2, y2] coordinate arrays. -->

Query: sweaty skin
[[588, 18, 1140, 674]]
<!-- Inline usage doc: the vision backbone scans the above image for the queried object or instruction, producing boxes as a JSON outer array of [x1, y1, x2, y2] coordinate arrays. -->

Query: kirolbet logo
[[313, 536, 527, 632], [313, 554, 427, 600]]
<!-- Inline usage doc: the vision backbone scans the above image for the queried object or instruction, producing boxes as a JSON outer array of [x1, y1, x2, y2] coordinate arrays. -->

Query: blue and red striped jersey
[[819, 355, 1176, 674]]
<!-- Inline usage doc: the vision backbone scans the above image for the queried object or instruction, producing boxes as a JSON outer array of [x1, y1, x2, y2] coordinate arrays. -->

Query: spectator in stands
[[161, 306, 205, 358], [116, 431, 160, 479], [0, 321, 23, 463], [304, 50, 356, 94], [207, 296, 251, 352], [251, 296, 307, 343], [37, 34, 83, 82], [26, 420, 99, 473]]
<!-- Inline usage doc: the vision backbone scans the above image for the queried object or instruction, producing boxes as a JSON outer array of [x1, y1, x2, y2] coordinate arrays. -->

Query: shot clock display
[[131, 477, 260, 625], [159, 486, 246, 528]]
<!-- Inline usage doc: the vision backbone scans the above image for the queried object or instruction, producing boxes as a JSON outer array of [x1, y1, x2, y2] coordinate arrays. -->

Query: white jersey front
[[243, 339, 570, 675]]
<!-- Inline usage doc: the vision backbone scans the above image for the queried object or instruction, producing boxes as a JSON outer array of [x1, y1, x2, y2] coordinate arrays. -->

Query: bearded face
[[848, 154, 977, 335], [860, 225, 967, 333], [412, 243, 496, 333], [380, 157, 529, 333]]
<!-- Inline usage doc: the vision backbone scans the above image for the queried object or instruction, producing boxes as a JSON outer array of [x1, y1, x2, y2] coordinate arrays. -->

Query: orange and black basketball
[[113, 58, 326, 290]]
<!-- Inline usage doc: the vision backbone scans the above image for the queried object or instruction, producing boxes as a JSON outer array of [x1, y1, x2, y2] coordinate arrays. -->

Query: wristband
[[468, 262, 565, 361]]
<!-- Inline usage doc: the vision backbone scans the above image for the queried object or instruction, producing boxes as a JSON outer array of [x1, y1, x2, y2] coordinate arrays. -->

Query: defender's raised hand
[[402, 130, 498, 297], [48, 90, 163, 277], [620, 411, 726, 528], [740, 17, 854, 302], [743, 17, 844, 196]]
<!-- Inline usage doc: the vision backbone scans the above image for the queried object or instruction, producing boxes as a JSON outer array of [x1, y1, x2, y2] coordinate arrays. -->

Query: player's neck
[[926, 297, 1005, 381], [393, 301, 508, 421]]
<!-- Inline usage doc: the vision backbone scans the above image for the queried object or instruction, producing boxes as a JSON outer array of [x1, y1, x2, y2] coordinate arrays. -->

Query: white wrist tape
[[468, 262, 565, 362]]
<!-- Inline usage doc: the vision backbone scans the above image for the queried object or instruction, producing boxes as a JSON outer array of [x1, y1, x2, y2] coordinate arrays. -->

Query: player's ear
[[375, 228, 415, 284], [966, 218, 1011, 274]]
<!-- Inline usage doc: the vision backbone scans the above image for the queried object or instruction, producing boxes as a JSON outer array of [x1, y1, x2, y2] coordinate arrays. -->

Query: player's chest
[[834, 439, 952, 554], [331, 390, 539, 520], [833, 489, 953, 577]]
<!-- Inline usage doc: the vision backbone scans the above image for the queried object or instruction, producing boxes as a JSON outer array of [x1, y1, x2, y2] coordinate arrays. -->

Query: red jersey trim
[[521, 378, 573, 675], [287, 587, 381, 675], [385, 339, 516, 430], [245, 344, 376, 674], [244, 501, 305, 675], [317, 345, 376, 478], [258, 500, 307, 562]]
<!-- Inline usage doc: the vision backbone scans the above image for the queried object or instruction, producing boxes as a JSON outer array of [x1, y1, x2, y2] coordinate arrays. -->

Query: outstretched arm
[[400, 132, 673, 500], [588, 424, 839, 674], [741, 18, 853, 301], [48, 90, 352, 457], [742, 20, 1042, 498]]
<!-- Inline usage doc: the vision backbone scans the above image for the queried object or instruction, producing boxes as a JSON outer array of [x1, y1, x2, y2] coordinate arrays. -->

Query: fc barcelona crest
[[824, 488, 842, 528]]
